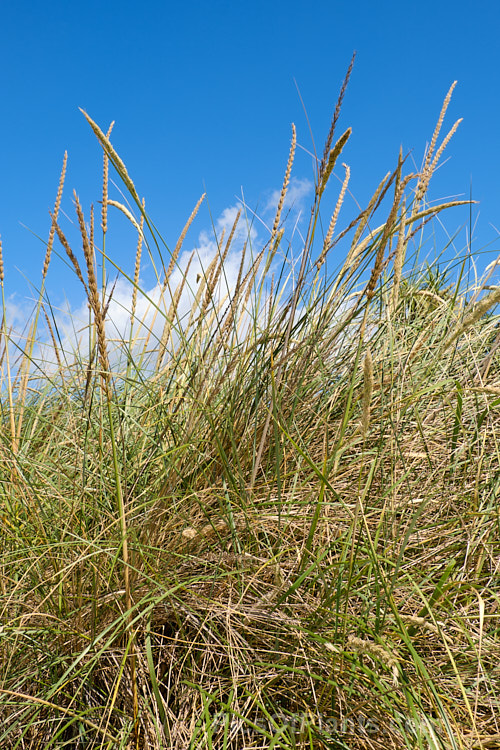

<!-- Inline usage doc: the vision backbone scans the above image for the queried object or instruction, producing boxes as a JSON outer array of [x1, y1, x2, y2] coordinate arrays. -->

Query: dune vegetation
[[1, 62, 500, 749]]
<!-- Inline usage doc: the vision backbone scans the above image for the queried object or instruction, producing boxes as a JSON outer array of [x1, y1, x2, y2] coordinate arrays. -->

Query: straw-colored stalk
[[196, 252, 222, 328], [0, 238, 17, 452], [186, 265, 209, 333], [11, 156, 68, 453], [390, 201, 407, 315], [469, 253, 500, 306], [350, 172, 391, 253], [197, 219, 237, 329], [74, 194, 110, 380], [442, 285, 500, 353], [361, 348, 374, 436], [199, 212, 239, 324], [213, 241, 248, 350], [234, 240, 247, 300], [139, 187, 203, 355], [239, 249, 265, 317], [156, 251, 195, 370], [215, 248, 264, 355], [478, 325, 500, 380], [43, 306, 63, 374], [75, 189, 138, 735], [365, 174, 413, 302], [267, 272, 274, 329], [131, 200, 145, 325]]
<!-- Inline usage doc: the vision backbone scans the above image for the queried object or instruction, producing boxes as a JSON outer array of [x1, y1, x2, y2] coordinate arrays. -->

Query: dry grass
[[0, 74, 499, 750]]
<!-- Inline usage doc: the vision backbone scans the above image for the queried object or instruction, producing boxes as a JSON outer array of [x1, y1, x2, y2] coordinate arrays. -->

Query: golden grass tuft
[[1, 75, 499, 750]]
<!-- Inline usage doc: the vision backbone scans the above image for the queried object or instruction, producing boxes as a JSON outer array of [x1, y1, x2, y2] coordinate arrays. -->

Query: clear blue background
[[1, 0, 499, 312]]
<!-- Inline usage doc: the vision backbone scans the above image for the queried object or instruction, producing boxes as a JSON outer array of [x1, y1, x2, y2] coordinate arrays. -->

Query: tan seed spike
[[131, 199, 145, 324], [199, 221, 233, 322], [347, 635, 398, 685], [0, 236, 4, 284], [365, 173, 413, 301], [319, 52, 356, 178], [271, 123, 296, 241], [429, 118, 463, 175], [239, 249, 265, 319], [101, 121, 115, 235], [316, 163, 350, 271], [195, 253, 219, 325], [164, 192, 206, 287], [107, 200, 142, 232], [223, 208, 241, 257], [425, 81, 457, 173], [213, 297, 237, 352], [234, 240, 247, 296], [414, 82, 458, 205], [350, 172, 391, 252], [317, 128, 351, 198], [51, 213, 88, 294], [90, 203, 94, 256], [74, 192, 110, 382], [406, 200, 472, 227], [80, 109, 140, 204], [220, 239, 248, 335], [199, 213, 241, 329], [157, 252, 195, 370], [43, 307, 63, 372], [43, 152, 67, 283], [395, 145, 403, 197]]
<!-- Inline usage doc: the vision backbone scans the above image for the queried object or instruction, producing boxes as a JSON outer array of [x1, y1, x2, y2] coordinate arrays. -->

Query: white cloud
[[25, 204, 270, 378], [2, 182, 315, 384], [264, 177, 313, 220]]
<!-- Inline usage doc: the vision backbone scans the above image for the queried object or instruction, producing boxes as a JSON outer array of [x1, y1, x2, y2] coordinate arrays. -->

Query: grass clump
[[1, 66, 500, 749]]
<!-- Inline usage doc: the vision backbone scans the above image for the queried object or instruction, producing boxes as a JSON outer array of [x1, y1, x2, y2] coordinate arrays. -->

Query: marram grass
[[0, 71, 499, 750]]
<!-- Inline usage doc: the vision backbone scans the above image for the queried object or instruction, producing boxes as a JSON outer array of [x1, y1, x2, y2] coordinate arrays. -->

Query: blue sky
[[1, 0, 499, 321]]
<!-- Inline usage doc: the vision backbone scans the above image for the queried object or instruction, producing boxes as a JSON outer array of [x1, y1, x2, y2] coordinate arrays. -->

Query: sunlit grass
[[1, 64, 499, 749]]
